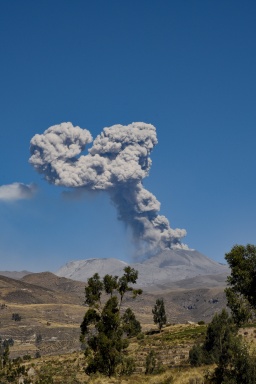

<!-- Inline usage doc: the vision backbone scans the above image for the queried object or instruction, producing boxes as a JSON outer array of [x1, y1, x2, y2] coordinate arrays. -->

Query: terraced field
[[4, 322, 256, 384]]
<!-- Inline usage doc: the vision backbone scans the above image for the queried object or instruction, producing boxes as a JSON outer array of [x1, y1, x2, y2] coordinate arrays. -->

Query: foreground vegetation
[[0, 322, 209, 383], [0, 321, 255, 383], [1, 244, 256, 383]]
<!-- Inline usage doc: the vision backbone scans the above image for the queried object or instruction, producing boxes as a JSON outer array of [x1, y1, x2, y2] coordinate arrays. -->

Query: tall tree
[[225, 244, 256, 325], [152, 298, 167, 331], [80, 267, 142, 377]]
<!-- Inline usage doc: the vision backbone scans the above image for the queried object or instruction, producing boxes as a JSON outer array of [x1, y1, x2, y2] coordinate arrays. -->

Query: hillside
[[0, 271, 227, 359], [0, 270, 31, 279], [4, 322, 256, 384]]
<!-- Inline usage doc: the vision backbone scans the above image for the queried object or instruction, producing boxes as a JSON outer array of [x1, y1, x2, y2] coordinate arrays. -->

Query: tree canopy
[[225, 244, 256, 325]]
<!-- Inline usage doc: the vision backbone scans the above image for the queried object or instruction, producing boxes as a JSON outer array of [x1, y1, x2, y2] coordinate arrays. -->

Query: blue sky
[[1, 0, 256, 272]]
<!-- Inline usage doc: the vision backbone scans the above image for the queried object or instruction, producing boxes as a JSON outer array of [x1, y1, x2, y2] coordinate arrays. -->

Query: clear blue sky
[[1, 0, 256, 272]]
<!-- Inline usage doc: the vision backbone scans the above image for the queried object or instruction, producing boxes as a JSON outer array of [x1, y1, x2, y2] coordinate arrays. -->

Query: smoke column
[[29, 122, 187, 255]]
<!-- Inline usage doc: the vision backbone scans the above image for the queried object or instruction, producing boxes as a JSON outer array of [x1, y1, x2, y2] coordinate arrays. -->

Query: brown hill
[[0, 272, 227, 359], [21, 272, 85, 303], [0, 273, 83, 305]]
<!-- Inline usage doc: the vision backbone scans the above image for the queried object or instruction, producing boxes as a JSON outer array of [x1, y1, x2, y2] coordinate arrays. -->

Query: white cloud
[[0, 183, 37, 202]]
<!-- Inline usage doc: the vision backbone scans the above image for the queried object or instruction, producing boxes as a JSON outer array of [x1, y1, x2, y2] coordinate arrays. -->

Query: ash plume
[[29, 122, 187, 254]]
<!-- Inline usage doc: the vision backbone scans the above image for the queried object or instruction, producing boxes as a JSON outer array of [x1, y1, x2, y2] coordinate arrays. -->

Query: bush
[[23, 354, 31, 361], [36, 334, 42, 344], [145, 350, 165, 374], [208, 339, 256, 383], [12, 313, 21, 321], [120, 356, 136, 375], [189, 344, 205, 367], [137, 332, 145, 340], [161, 376, 174, 384], [145, 350, 156, 374]]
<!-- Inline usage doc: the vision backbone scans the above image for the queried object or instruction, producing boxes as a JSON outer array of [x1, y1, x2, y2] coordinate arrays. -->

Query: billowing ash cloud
[[0, 183, 36, 202], [29, 122, 187, 254]]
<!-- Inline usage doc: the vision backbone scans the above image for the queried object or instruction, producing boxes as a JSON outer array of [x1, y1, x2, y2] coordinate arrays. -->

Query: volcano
[[56, 249, 229, 288]]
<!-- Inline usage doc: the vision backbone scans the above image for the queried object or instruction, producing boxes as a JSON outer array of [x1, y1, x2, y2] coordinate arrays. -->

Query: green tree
[[0, 338, 10, 369], [189, 309, 237, 367], [225, 244, 256, 325], [152, 298, 167, 331], [145, 350, 156, 374], [225, 287, 252, 327], [189, 309, 256, 383], [80, 267, 142, 377], [122, 308, 141, 337], [208, 337, 256, 384]]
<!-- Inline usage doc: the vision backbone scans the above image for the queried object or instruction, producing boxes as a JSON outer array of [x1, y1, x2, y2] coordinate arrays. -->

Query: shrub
[[137, 332, 145, 340], [23, 354, 31, 361], [189, 344, 205, 367], [12, 313, 21, 321], [120, 356, 136, 375], [36, 334, 42, 344], [145, 350, 156, 374], [145, 350, 165, 374]]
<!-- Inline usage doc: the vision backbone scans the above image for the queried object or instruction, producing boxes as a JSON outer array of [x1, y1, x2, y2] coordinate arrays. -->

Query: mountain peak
[[56, 249, 229, 287]]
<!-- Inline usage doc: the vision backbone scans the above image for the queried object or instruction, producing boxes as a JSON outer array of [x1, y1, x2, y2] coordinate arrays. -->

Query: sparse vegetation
[[0, 321, 254, 383], [2, 244, 256, 382], [0, 323, 212, 383]]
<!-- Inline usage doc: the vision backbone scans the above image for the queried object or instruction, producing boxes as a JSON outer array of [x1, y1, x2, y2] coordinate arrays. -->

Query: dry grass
[[5, 322, 256, 383], [10, 324, 209, 383]]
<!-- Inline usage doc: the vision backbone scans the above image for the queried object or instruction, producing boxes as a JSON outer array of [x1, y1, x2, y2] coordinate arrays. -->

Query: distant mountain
[[56, 249, 229, 287], [0, 270, 31, 279], [56, 258, 128, 281]]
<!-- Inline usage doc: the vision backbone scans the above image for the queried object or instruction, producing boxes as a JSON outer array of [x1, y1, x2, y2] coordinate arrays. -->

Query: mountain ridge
[[55, 248, 229, 287]]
